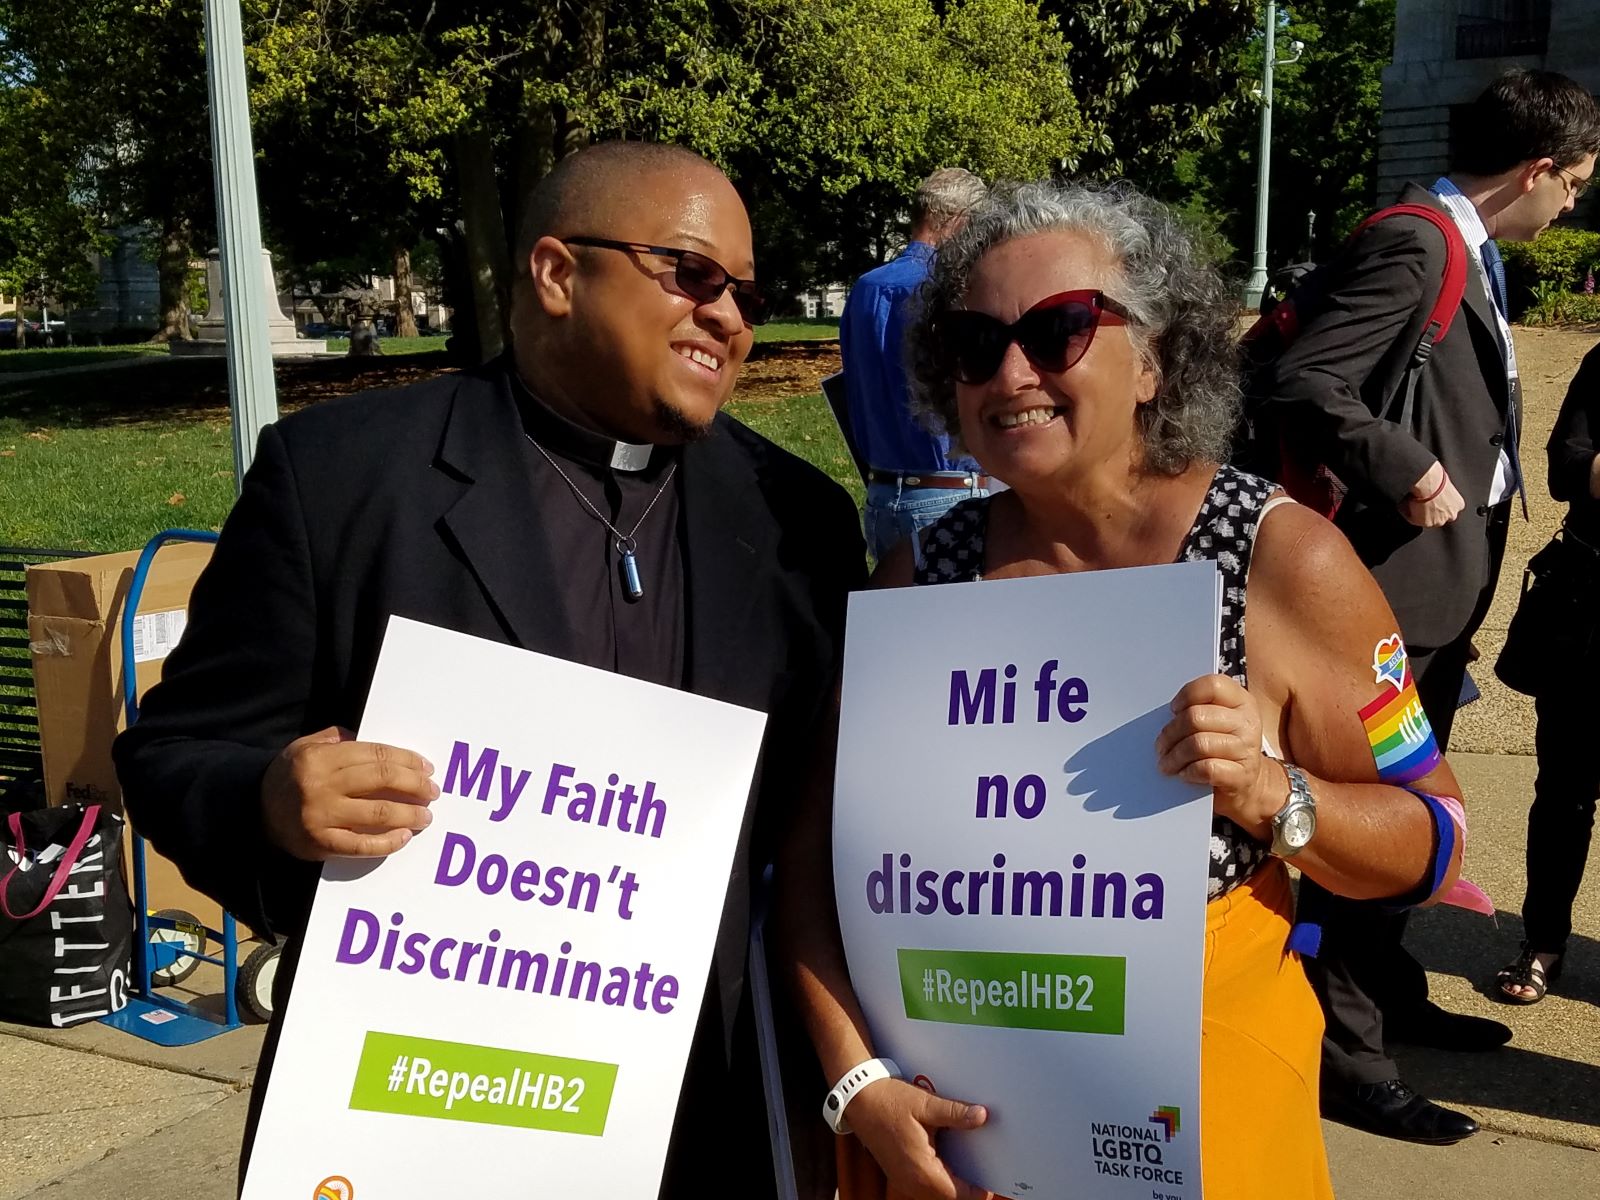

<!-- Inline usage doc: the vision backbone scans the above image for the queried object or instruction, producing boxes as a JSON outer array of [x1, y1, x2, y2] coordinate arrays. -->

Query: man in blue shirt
[[842, 167, 989, 560]]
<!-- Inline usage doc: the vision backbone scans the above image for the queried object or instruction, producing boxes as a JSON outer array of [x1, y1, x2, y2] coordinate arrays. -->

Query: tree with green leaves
[[1178, 0, 1396, 272], [244, 0, 1088, 358], [0, 0, 215, 341], [1042, 0, 1262, 182], [0, 39, 102, 344]]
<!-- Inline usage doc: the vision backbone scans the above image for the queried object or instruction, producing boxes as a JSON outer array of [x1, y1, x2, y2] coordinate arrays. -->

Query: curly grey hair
[[908, 180, 1240, 475]]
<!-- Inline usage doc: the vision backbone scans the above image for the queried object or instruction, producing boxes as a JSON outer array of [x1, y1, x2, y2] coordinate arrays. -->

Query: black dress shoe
[[1321, 1078, 1479, 1145], [1386, 1000, 1513, 1051]]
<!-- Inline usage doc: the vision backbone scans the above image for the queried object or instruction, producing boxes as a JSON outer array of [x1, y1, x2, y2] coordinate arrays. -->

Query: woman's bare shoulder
[[1250, 499, 1403, 658]]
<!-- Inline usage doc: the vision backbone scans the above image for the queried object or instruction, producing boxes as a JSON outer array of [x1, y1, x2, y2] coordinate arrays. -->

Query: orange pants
[[837, 860, 1334, 1199]]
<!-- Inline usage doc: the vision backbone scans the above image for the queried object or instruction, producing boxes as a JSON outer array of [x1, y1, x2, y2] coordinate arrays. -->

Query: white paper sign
[[833, 562, 1220, 1200], [242, 617, 768, 1199]]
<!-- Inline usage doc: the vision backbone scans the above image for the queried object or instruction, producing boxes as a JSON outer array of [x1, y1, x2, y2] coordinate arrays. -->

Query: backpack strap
[[1352, 203, 1470, 368]]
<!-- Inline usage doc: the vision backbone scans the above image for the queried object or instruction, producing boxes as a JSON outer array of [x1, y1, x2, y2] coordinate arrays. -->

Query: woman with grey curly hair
[[785, 181, 1463, 1200], [906, 180, 1243, 476]]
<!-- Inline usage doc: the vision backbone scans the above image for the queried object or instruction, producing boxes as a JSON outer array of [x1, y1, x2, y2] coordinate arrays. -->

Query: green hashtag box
[[897, 948, 1126, 1034], [349, 1030, 618, 1135]]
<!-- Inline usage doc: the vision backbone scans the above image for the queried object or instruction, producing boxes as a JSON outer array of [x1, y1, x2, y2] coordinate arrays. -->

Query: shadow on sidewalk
[[1407, 904, 1600, 1009], [1395, 1041, 1600, 1128], [1391, 905, 1600, 1129]]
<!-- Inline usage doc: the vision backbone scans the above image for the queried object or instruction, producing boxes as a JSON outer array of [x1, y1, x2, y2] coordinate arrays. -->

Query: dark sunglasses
[[933, 289, 1131, 385], [562, 235, 771, 326]]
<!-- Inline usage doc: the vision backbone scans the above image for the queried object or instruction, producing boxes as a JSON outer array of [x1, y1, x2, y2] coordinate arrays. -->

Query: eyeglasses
[[1551, 164, 1592, 199], [932, 290, 1131, 385], [561, 236, 771, 326]]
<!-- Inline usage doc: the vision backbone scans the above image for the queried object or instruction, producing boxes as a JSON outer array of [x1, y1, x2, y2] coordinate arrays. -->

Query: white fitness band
[[822, 1057, 901, 1134]]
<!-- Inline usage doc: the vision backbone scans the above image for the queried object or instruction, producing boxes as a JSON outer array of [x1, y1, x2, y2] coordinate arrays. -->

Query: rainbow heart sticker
[[1372, 634, 1407, 691]]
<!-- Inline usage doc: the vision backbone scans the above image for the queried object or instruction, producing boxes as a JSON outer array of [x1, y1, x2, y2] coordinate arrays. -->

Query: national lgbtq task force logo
[[1089, 1105, 1187, 1189], [1149, 1105, 1181, 1142], [314, 1177, 354, 1200]]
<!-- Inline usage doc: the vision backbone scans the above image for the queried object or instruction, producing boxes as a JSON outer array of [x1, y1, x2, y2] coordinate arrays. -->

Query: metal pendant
[[618, 537, 644, 601]]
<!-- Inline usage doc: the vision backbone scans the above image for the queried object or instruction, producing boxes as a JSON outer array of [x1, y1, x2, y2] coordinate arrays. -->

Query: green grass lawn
[[755, 317, 839, 342], [322, 334, 451, 355], [313, 322, 837, 352], [1, 356, 857, 553], [727, 391, 862, 509], [0, 344, 169, 373], [0, 418, 238, 551], [1, 319, 837, 378]]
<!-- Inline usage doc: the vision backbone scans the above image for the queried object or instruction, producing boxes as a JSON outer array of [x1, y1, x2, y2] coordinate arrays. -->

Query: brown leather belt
[[867, 469, 990, 490]]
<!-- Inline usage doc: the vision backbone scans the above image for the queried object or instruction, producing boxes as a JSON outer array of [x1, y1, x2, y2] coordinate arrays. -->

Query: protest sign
[[241, 617, 767, 1198], [833, 561, 1221, 1199]]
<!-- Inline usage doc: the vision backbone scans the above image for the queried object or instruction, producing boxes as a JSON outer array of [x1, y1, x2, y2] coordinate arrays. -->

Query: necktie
[[1480, 237, 1527, 513], [1480, 238, 1509, 318]]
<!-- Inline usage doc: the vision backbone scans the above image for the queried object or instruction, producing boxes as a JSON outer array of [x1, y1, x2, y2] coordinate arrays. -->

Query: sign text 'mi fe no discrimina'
[[834, 563, 1221, 1200]]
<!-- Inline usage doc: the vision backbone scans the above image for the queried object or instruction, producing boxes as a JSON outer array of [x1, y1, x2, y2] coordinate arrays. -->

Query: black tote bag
[[1495, 532, 1600, 698], [0, 804, 135, 1027]]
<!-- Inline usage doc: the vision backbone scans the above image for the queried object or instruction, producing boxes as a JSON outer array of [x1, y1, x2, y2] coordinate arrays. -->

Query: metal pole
[[1243, 1, 1276, 311], [202, 0, 278, 492]]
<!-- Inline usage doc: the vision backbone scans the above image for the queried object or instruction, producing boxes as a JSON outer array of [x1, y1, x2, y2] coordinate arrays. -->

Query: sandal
[[1495, 944, 1564, 1005]]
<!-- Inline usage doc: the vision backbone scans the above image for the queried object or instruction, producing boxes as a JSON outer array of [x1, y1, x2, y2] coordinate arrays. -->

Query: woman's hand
[[1155, 674, 1283, 839], [844, 1078, 994, 1200]]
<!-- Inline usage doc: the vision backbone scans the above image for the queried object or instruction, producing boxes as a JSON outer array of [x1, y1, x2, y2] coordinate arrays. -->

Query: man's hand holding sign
[[261, 728, 439, 861]]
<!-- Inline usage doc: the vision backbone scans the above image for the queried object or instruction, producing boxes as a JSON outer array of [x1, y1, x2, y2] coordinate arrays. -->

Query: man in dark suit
[[1256, 69, 1600, 1145], [114, 141, 865, 1197]]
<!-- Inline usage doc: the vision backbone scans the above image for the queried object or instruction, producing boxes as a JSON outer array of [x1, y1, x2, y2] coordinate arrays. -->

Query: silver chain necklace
[[526, 435, 677, 601]]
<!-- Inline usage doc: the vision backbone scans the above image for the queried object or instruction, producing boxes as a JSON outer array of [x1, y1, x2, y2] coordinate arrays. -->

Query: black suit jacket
[[113, 359, 864, 1182], [1255, 183, 1519, 649]]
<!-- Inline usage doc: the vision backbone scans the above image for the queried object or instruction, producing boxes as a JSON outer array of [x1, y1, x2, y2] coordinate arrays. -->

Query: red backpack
[[1236, 204, 1470, 519]]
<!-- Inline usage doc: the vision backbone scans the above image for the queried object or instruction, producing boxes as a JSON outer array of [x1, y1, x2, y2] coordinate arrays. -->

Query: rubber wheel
[[239, 942, 282, 1022], [149, 908, 206, 986]]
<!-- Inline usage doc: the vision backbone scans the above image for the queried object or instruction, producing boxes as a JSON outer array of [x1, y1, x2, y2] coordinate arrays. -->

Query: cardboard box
[[26, 541, 242, 934]]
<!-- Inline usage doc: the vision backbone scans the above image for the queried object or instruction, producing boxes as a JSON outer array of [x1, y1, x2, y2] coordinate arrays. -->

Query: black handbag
[[0, 804, 135, 1027], [1495, 530, 1600, 698]]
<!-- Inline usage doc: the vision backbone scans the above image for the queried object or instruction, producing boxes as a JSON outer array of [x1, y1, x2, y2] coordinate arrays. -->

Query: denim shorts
[[864, 477, 989, 563]]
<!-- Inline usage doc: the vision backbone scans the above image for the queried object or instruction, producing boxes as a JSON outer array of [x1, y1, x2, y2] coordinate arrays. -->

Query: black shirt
[[508, 371, 734, 1197], [508, 369, 687, 689], [1547, 344, 1600, 546]]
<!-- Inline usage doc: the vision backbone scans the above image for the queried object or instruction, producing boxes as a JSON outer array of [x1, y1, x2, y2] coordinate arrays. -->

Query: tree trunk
[[392, 244, 419, 338], [512, 112, 559, 259], [454, 127, 510, 363], [508, 5, 563, 261], [151, 216, 194, 342], [559, 2, 608, 158]]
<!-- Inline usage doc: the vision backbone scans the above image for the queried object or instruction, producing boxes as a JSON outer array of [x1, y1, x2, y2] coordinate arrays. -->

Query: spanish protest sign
[[834, 561, 1221, 1199]]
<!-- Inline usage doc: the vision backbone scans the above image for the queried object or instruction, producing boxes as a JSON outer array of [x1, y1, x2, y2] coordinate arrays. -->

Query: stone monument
[[169, 249, 328, 357]]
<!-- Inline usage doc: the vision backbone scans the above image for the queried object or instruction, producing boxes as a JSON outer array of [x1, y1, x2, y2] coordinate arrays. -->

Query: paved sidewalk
[[2, 752, 1595, 1198]]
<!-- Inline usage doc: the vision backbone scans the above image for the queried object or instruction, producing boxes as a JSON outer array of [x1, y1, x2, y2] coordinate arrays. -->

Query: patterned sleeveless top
[[913, 464, 1278, 900]]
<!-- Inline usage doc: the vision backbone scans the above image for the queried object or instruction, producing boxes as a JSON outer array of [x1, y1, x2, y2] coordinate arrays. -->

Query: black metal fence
[[0, 547, 90, 810]]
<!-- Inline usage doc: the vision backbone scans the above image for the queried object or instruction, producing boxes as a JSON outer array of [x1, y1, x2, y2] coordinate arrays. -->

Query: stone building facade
[[1380, 1, 1599, 219]]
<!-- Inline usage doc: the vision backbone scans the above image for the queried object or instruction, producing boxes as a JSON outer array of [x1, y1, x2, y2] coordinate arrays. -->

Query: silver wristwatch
[[1270, 764, 1317, 858]]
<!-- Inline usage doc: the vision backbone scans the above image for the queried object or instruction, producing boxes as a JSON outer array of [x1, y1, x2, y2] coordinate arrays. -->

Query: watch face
[[1283, 806, 1315, 847]]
